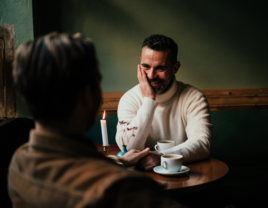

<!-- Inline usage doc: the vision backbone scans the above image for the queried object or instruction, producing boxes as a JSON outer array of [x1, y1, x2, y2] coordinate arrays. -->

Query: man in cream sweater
[[116, 34, 213, 170]]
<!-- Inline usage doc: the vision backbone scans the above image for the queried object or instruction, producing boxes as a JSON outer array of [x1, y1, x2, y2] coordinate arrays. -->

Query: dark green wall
[[33, 0, 268, 93], [0, 0, 33, 50], [0, 0, 34, 117]]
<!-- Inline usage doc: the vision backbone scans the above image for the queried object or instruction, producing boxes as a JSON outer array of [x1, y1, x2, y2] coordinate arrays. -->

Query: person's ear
[[172, 61, 180, 75]]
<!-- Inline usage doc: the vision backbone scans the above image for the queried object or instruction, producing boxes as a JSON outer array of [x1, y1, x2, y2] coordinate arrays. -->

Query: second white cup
[[154, 140, 175, 152], [161, 154, 183, 172]]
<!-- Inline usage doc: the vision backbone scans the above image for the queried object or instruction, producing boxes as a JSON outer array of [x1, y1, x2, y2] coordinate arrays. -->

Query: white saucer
[[153, 165, 190, 176]]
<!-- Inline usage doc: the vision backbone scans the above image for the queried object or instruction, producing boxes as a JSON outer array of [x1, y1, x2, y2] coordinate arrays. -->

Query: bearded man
[[116, 34, 213, 170]]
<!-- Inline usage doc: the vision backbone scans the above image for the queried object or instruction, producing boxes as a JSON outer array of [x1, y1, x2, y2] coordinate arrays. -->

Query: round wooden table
[[145, 157, 229, 194], [108, 150, 229, 194]]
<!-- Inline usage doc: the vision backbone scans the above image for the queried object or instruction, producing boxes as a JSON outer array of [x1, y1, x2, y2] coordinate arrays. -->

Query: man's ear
[[172, 61, 181, 75]]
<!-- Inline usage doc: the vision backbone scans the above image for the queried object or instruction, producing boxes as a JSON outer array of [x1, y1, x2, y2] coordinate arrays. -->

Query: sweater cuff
[[141, 97, 158, 114], [159, 148, 181, 155], [159, 149, 171, 155]]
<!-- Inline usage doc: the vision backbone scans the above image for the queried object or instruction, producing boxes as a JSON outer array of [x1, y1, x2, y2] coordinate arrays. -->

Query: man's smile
[[147, 78, 163, 88], [150, 82, 161, 87]]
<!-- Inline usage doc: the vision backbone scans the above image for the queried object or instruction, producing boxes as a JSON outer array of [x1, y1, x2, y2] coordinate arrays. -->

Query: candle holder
[[102, 145, 110, 156]]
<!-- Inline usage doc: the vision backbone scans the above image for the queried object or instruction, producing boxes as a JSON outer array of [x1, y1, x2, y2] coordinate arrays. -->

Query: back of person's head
[[13, 32, 101, 123], [142, 34, 178, 65]]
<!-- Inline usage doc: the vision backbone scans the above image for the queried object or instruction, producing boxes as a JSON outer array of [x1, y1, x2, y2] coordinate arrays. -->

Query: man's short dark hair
[[13, 32, 100, 122], [142, 34, 178, 65]]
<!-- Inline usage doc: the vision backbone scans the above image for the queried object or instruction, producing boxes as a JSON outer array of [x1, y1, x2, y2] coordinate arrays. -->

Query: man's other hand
[[137, 65, 156, 100], [118, 148, 150, 167], [137, 151, 163, 171]]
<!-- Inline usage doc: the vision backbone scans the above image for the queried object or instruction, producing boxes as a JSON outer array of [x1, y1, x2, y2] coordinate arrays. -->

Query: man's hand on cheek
[[137, 65, 156, 100], [137, 151, 163, 171]]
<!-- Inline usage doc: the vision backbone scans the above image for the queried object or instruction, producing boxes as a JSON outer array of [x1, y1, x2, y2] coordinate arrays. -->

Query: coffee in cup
[[161, 154, 183, 172], [154, 140, 175, 152]]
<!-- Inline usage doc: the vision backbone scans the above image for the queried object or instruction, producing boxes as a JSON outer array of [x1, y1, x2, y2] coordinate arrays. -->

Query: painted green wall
[[52, 0, 268, 92], [0, 0, 34, 117], [3, 0, 268, 116]]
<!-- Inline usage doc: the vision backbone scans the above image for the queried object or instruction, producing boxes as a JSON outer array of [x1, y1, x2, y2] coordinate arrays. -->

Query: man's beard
[[147, 75, 174, 95]]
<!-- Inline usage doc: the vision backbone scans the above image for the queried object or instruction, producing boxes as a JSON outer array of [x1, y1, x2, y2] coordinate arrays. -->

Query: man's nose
[[147, 68, 156, 80]]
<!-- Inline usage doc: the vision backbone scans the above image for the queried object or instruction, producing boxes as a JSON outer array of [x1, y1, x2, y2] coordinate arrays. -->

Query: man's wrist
[[145, 95, 156, 100]]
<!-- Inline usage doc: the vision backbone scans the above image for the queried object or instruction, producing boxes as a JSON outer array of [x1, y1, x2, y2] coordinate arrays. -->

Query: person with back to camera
[[8, 32, 184, 208], [116, 34, 213, 170]]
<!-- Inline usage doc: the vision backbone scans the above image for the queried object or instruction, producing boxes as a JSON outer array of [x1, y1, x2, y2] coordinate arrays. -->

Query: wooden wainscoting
[[203, 88, 268, 111], [99, 92, 125, 113], [99, 88, 268, 113]]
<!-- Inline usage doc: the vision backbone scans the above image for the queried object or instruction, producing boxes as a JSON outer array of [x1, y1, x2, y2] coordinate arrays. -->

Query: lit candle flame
[[102, 110, 106, 120]]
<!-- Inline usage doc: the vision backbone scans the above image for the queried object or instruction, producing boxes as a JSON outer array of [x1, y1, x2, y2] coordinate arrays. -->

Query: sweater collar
[[155, 77, 179, 105]]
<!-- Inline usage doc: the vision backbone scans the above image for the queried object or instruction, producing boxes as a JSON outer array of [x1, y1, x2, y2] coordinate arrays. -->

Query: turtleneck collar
[[155, 76, 179, 105]]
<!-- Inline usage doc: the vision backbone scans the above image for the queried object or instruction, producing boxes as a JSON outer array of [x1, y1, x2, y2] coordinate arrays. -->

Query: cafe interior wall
[[41, 0, 268, 93], [2, 0, 268, 147], [32, 0, 268, 141], [0, 0, 266, 117]]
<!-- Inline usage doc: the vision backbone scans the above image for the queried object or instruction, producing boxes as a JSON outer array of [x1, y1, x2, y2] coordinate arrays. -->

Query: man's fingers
[[137, 64, 142, 81], [137, 64, 147, 82], [139, 161, 154, 171], [139, 161, 151, 169], [140, 67, 147, 81], [137, 147, 150, 160], [136, 157, 146, 166], [144, 165, 155, 171], [137, 156, 148, 166]]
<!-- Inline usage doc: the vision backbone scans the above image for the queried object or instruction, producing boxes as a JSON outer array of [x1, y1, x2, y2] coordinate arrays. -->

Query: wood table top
[[108, 150, 229, 194]]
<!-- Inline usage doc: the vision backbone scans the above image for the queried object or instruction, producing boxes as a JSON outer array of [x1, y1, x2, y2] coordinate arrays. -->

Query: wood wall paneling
[[99, 88, 268, 112], [0, 25, 17, 118]]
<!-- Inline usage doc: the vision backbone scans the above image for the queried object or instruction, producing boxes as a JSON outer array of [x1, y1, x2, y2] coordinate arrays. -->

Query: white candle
[[100, 110, 109, 146]]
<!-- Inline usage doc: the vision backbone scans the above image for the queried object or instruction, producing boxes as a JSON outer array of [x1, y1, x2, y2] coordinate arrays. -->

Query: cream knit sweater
[[116, 78, 213, 163]]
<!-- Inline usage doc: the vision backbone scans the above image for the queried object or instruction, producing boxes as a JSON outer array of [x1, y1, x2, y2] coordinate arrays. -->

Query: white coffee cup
[[154, 140, 175, 152], [161, 154, 183, 172]]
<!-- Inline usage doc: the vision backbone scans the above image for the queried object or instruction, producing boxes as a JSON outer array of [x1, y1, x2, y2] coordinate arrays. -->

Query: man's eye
[[156, 68, 165, 72]]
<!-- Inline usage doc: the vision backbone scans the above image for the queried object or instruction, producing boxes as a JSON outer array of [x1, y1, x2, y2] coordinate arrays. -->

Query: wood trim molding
[[99, 88, 268, 112], [203, 88, 268, 111], [99, 92, 125, 113]]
